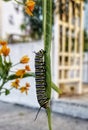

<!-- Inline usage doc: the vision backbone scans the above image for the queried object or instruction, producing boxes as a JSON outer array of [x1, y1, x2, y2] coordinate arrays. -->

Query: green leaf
[[7, 72, 35, 80], [3, 0, 12, 2], [51, 82, 62, 94], [5, 89, 10, 95]]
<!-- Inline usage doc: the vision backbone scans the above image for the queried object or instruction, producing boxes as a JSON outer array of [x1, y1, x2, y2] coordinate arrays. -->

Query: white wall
[[0, 41, 44, 108]]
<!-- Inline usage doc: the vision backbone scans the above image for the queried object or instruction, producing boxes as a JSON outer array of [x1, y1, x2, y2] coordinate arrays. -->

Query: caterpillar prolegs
[[34, 49, 49, 120]]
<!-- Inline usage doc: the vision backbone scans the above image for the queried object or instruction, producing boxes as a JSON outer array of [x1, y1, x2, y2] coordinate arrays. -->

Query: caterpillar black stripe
[[34, 49, 49, 120]]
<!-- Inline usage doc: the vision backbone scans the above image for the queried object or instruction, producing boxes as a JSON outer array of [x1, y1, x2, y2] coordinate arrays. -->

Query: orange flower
[[1, 45, 10, 56], [20, 55, 30, 64], [25, 65, 31, 71], [25, 0, 35, 16], [15, 69, 26, 78], [0, 40, 7, 46], [20, 83, 30, 95], [11, 79, 20, 89], [25, 82, 30, 87]]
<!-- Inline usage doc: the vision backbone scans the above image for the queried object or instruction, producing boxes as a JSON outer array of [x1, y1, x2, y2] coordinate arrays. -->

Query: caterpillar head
[[39, 49, 45, 55], [35, 49, 45, 57]]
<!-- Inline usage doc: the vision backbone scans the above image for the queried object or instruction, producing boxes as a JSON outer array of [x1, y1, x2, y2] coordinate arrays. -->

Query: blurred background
[[0, 0, 88, 128]]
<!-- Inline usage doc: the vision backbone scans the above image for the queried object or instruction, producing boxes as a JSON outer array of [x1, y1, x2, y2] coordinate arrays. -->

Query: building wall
[[0, 0, 23, 39], [53, 0, 84, 96]]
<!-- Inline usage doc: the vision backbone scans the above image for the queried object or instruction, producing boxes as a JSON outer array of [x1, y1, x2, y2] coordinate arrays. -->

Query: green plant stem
[[43, 0, 52, 130], [14, 0, 24, 5], [11, 62, 20, 67], [0, 80, 7, 90], [43, 0, 52, 100], [46, 107, 52, 130]]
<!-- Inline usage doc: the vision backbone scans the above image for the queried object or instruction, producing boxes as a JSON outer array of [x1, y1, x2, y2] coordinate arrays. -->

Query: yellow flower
[[20, 82, 30, 94], [25, 65, 31, 71], [1, 45, 10, 56], [20, 83, 30, 95], [20, 55, 30, 64], [11, 79, 20, 89], [20, 87, 28, 94], [25, 0, 35, 16], [0, 40, 7, 46], [15, 69, 26, 78]]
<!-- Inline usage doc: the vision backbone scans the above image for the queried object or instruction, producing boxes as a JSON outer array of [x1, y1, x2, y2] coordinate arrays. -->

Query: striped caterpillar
[[34, 49, 49, 120]]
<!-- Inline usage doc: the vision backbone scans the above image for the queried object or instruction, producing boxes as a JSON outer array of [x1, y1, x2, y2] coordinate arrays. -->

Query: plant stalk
[[46, 107, 52, 130], [43, 0, 52, 100], [43, 0, 52, 130]]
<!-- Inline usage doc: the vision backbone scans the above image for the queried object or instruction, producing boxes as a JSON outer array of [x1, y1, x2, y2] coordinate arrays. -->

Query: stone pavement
[[52, 98, 88, 119], [0, 101, 88, 130]]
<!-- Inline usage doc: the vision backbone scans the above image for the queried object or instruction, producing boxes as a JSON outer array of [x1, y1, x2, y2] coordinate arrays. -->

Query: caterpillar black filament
[[35, 49, 49, 110]]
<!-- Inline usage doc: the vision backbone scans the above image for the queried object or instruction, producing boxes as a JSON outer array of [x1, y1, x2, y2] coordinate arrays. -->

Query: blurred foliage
[[3, 0, 87, 40], [84, 29, 88, 52], [20, 0, 55, 40], [85, 0, 88, 3], [20, 0, 87, 40]]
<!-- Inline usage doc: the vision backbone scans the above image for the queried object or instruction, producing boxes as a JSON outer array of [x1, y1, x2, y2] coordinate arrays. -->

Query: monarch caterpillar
[[34, 49, 49, 120]]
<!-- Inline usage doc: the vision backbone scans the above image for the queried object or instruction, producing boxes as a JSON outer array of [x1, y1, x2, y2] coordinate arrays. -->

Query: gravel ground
[[0, 101, 88, 130]]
